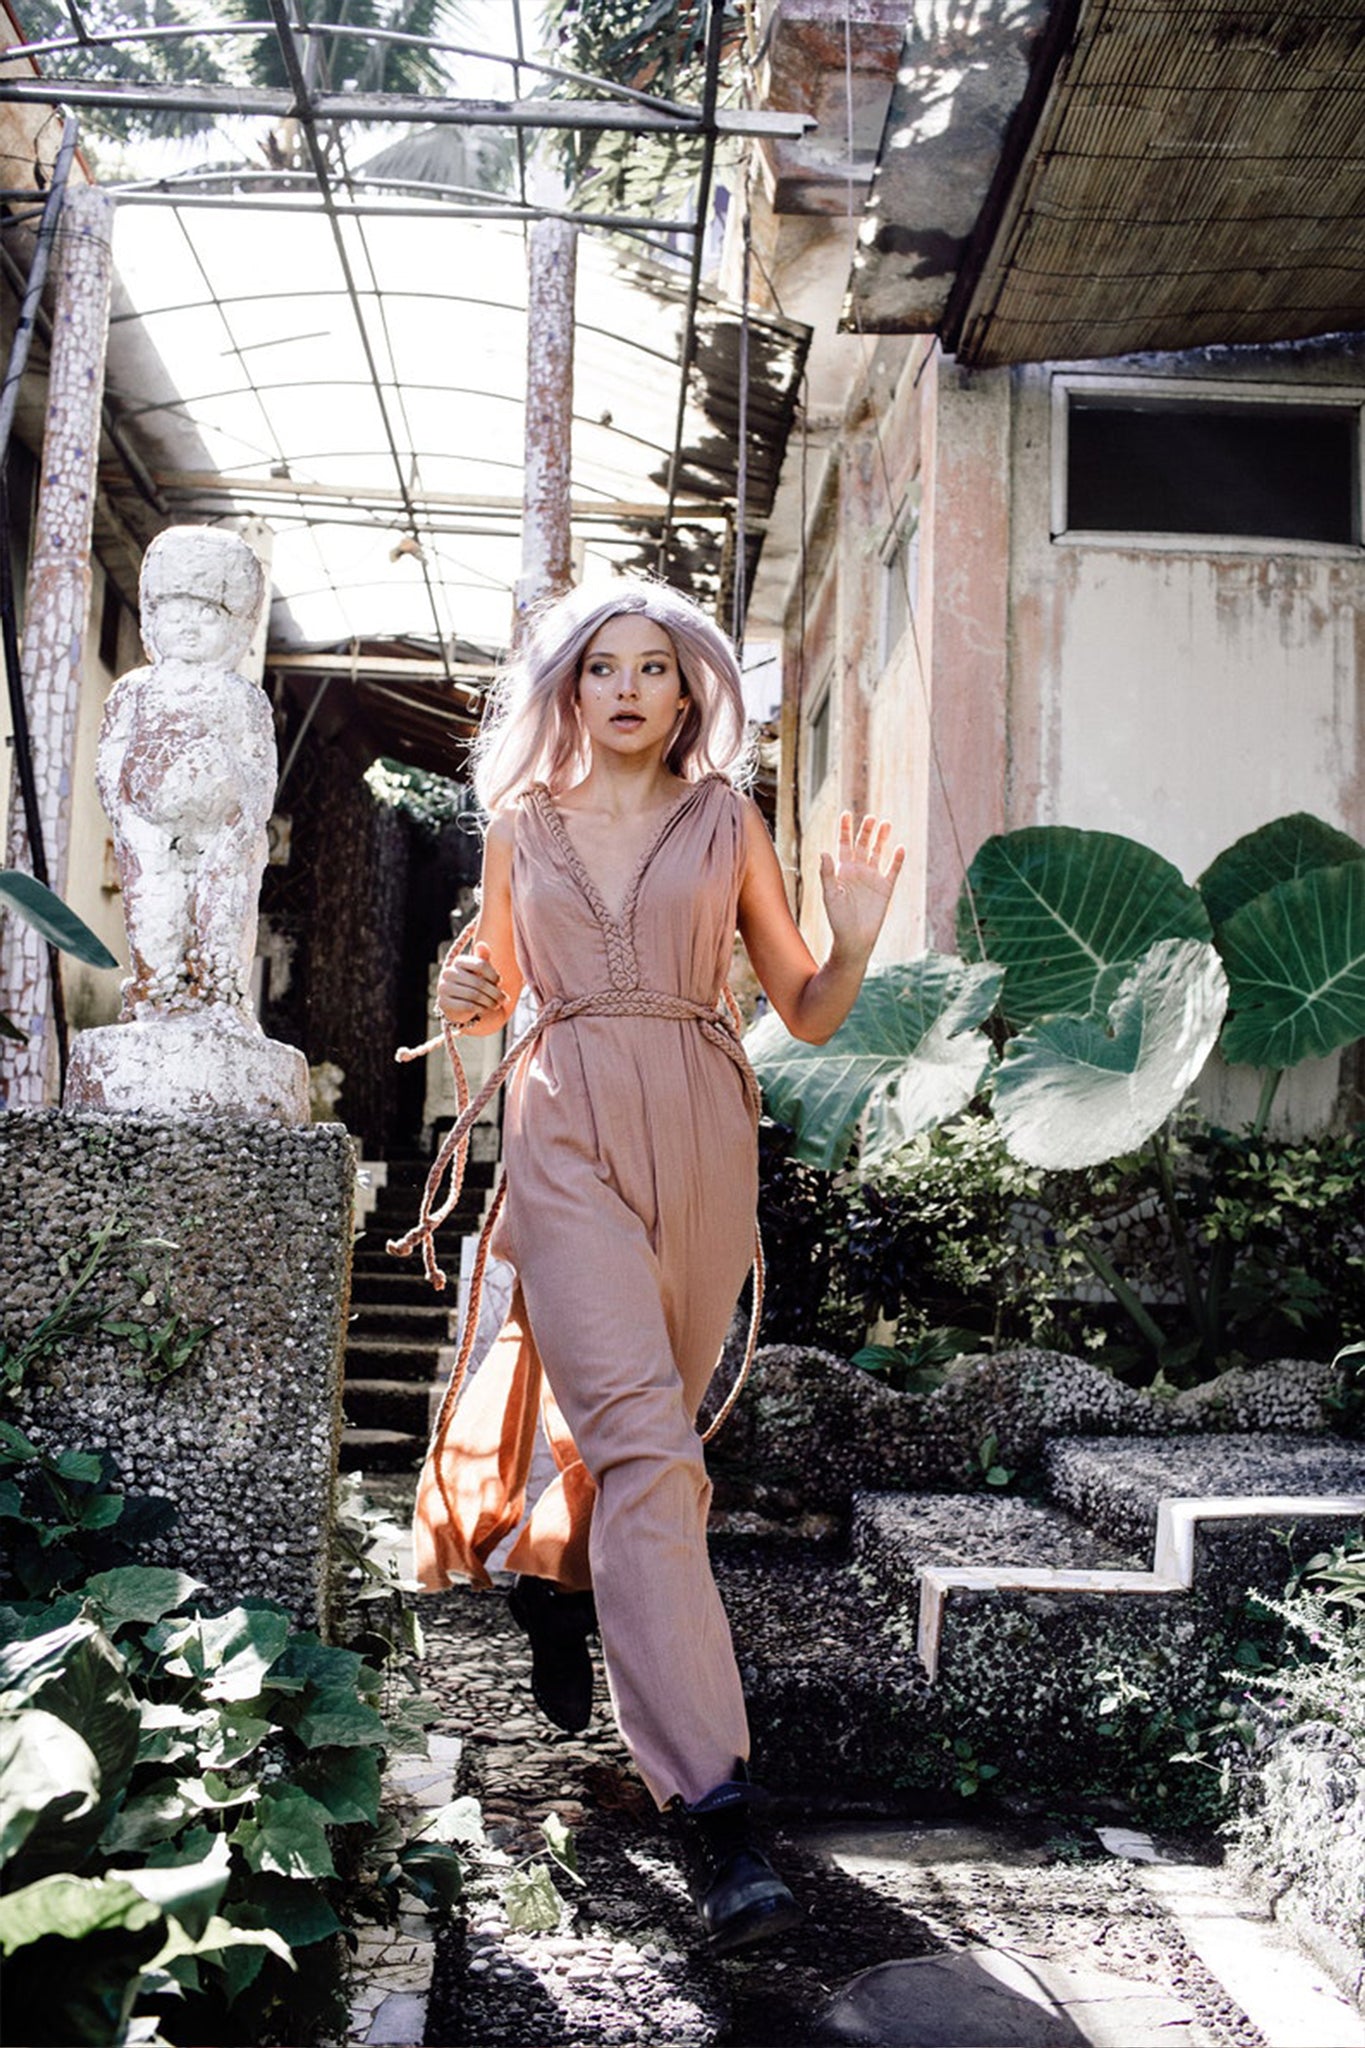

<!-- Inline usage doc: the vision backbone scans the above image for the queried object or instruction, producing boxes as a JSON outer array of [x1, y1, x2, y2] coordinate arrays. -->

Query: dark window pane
[[1066, 400, 1356, 544]]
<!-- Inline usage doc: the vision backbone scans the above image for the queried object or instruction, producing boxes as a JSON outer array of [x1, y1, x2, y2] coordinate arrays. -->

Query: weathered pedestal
[[65, 1012, 309, 1124], [0, 1109, 354, 1626]]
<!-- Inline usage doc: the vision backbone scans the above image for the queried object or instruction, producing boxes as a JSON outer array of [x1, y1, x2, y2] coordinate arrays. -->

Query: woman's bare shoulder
[[484, 808, 520, 851]]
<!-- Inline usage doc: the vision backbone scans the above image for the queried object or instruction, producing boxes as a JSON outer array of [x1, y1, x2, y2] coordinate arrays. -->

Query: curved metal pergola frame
[[0, 0, 809, 677]]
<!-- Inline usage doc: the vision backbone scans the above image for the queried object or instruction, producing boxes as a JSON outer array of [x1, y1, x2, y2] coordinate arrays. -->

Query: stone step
[[713, 1546, 929, 1795], [345, 1336, 450, 1383], [339, 1426, 422, 1474], [1046, 1432, 1365, 1549], [1045, 1434, 1365, 1597], [342, 1375, 436, 1435], [349, 1300, 459, 1340], [349, 1269, 448, 1305], [725, 1460, 1365, 1799]]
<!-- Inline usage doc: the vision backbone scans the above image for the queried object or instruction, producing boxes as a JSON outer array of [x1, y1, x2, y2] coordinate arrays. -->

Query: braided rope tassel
[[389, 919, 480, 1288], [421, 1175, 510, 1487], [701, 1224, 765, 1445]]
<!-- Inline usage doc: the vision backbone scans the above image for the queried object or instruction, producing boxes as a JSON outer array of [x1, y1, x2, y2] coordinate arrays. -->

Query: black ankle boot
[[674, 1778, 803, 1954], [507, 1574, 597, 1734]]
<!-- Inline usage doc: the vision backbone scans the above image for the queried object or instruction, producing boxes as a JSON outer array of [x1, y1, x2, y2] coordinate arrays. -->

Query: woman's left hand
[[820, 812, 905, 956]]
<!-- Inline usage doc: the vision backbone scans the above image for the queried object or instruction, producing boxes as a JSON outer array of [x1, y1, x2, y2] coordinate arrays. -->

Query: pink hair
[[471, 578, 751, 813]]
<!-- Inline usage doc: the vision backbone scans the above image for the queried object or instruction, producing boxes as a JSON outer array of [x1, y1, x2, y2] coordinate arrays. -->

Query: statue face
[[144, 593, 249, 667]]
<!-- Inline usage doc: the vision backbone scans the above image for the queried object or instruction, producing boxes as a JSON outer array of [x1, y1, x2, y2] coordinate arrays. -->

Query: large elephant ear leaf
[[0, 872, 118, 969], [1218, 859, 1365, 1069], [991, 938, 1228, 1170], [957, 827, 1209, 1027], [745, 955, 1002, 1172], [1198, 812, 1364, 931]]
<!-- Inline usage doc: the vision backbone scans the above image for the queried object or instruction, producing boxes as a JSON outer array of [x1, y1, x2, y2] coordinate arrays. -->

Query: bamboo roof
[[852, 0, 1365, 367]]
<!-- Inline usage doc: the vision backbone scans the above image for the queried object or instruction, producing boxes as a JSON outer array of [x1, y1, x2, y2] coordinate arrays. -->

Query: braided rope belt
[[389, 952, 765, 1450]]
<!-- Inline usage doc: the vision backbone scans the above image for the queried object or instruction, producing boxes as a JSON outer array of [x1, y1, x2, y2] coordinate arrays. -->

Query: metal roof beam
[[0, 77, 812, 139]]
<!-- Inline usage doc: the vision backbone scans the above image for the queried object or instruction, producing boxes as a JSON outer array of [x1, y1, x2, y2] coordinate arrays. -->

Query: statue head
[[139, 527, 266, 668]]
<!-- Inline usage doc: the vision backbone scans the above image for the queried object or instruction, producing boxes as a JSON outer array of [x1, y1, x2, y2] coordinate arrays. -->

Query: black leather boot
[[674, 1778, 803, 1954], [506, 1574, 597, 1734]]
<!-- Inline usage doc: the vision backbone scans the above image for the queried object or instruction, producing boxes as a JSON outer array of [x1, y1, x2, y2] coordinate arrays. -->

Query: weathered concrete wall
[[0, 1109, 353, 1626], [305, 744, 411, 1154], [1008, 351, 1365, 871]]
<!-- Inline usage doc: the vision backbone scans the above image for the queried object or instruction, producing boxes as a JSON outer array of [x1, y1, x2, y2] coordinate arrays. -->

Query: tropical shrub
[[0, 1406, 459, 2044], [748, 812, 1365, 1380]]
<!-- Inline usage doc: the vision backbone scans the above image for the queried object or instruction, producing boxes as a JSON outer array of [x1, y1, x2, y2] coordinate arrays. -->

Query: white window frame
[[878, 486, 921, 670], [1050, 372, 1365, 556], [805, 668, 834, 805]]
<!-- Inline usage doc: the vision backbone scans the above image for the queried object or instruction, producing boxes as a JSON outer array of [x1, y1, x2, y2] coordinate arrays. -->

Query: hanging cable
[[730, 205, 751, 654]]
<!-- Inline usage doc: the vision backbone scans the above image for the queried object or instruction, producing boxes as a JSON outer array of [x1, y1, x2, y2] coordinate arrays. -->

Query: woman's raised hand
[[437, 939, 505, 1026], [819, 813, 905, 957]]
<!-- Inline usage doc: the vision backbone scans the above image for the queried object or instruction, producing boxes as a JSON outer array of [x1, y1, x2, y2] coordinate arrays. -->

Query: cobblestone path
[[406, 1585, 1297, 2048]]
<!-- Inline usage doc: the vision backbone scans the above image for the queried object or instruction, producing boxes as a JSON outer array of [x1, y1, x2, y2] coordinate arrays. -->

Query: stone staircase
[[342, 1152, 494, 1472], [718, 1433, 1365, 1797]]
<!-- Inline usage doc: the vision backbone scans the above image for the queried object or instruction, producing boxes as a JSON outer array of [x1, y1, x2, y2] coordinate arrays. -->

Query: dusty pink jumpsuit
[[413, 773, 758, 1807]]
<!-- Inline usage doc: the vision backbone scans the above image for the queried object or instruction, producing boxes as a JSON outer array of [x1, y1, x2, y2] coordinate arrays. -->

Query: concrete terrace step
[[1046, 1433, 1365, 1554], [349, 1269, 449, 1305], [342, 1376, 435, 1435], [345, 1336, 452, 1383], [348, 1300, 459, 1341], [339, 1427, 422, 1474]]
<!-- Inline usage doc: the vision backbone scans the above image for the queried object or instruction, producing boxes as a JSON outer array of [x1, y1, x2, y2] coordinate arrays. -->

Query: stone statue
[[64, 527, 308, 1123]]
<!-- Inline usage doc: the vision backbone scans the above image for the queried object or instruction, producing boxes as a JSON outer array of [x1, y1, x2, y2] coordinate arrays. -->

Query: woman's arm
[[737, 799, 903, 1044], [435, 811, 525, 1036]]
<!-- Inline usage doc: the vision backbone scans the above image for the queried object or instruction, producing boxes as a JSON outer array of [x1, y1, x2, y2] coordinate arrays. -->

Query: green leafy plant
[[0, 1422, 177, 1602], [748, 811, 1365, 1382]]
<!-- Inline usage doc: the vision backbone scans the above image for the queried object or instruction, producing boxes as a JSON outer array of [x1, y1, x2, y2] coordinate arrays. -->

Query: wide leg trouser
[[510, 1185, 751, 1810]]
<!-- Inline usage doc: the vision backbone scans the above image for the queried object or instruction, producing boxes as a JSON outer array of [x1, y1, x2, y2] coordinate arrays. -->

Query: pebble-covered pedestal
[[0, 1108, 354, 1627]]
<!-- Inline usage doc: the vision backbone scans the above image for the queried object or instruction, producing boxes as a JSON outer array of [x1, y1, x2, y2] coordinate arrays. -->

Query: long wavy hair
[[470, 578, 751, 813]]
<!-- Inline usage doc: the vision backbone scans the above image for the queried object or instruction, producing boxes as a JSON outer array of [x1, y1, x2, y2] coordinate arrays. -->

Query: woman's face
[[576, 612, 688, 760]]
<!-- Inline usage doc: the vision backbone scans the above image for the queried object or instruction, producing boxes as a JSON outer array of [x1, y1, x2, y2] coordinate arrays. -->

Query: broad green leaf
[[294, 1690, 387, 1748], [396, 1841, 464, 1912], [162, 1606, 290, 1700], [745, 956, 1002, 1170], [502, 1863, 563, 1932], [81, 1566, 203, 1628], [233, 1785, 336, 1880], [0, 1871, 159, 1953], [0, 871, 118, 968], [4, 1621, 140, 1826], [153, 1911, 293, 1973], [100, 1783, 195, 1855], [959, 827, 1210, 1024], [197, 1705, 273, 1771], [127, 1832, 230, 1939], [1198, 812, 1364, 930], [1217, 859, 1365, 1069], [135, 1700, 205, 1767], [231, 1873, 343, 1946], [52, 1449, 103, 1484], [541, 1812, 579, 1880], [0, 1709, 99, 1866], [412, 1795, 484, 1848], [992, 938, 1228, 1169], [292, 1743, 382, 1825]]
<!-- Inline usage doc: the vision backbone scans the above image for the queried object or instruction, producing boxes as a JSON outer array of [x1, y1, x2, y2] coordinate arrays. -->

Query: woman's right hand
[[437, 940, 506, 1027]]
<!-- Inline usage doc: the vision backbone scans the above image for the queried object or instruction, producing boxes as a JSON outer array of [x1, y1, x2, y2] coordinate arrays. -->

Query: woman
[[407, 577, 902, 1953]]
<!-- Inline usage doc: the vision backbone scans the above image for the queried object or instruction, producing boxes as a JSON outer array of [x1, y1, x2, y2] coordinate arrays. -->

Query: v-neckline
[[533, 776, 712, 929]]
